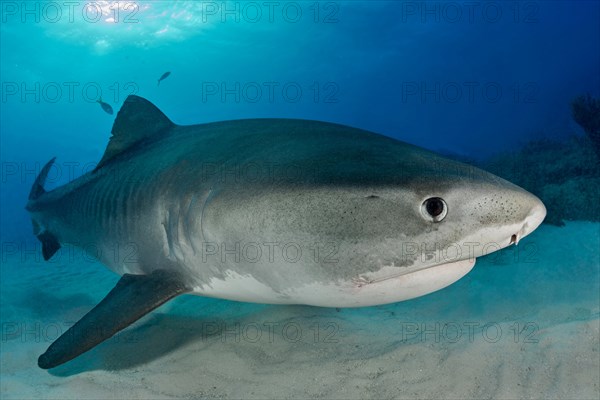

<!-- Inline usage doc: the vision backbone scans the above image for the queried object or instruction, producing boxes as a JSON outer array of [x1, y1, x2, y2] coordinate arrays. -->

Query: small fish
[[97, 97, 113, 115], [157, 71, 171, 87]]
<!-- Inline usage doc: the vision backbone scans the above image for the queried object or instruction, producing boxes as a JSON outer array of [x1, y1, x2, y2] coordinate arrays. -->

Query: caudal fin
[[28, 158, 61, 260], [28, 157, 56, 201]]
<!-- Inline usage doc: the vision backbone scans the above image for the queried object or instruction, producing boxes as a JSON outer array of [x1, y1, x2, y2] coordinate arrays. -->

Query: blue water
[[2, 2, 599, 239], [1, 2, 599, 399]]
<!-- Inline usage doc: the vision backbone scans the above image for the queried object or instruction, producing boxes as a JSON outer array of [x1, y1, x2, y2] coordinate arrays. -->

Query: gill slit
[[199, 187, 215, 245], [182, 193, 198, 255]]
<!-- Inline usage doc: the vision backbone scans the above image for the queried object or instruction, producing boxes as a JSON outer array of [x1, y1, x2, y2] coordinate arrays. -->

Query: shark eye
[[421, 197, 447, 222]]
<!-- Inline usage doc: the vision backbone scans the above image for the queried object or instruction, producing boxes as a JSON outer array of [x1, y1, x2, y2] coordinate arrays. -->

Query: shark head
[[198, 120, 546, 307]]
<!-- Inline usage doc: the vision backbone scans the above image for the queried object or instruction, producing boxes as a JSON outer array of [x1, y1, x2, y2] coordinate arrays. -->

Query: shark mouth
[[353, 258, 477, 289], [341, 258, 478, 305]]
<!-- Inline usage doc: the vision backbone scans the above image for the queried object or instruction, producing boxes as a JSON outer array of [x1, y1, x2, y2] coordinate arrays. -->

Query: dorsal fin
[[95, 95, 175, 170]]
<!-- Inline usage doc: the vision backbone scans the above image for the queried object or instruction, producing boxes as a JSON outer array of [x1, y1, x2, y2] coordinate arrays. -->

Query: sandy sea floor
[[1, 222, 599, 399]]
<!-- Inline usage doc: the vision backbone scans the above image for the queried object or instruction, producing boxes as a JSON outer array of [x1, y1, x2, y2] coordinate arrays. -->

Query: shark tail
[[28, 157, 56, 201], [28, 157, 61, 260]]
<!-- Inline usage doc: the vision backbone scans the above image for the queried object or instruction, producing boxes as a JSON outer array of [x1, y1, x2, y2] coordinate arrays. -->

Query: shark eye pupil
[[421, 197, 448, 222], [426, 198, 444, 217]]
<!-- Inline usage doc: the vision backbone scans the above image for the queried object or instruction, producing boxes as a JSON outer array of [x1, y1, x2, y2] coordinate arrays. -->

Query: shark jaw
[[347, 258, 477, 306], [193, 258, 476, 308]]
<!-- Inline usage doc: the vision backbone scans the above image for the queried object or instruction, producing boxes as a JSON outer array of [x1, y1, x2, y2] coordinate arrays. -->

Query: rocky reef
[[474, 94, 600, 226], [483, 136, 599, 226], [571, 93, 600, 158]]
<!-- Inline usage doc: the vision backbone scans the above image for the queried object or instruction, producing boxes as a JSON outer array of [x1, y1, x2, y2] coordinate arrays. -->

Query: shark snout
[[512, 195, 546, 244], [459, 185, 547, 252]]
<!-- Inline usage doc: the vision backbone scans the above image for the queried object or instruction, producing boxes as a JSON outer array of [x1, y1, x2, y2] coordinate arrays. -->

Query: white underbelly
[[191, 258, 476, 307]]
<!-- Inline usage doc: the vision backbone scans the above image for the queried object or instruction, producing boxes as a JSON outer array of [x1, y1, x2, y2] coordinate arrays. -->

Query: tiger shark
[[26, 95, 546, 369]]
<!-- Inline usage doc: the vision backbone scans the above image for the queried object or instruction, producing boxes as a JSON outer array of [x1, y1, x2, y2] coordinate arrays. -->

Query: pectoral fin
[[38, 269, 190, 369]]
